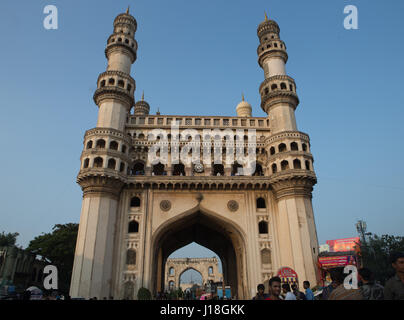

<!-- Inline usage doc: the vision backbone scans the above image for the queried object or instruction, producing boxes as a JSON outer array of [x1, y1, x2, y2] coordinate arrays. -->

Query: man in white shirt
[[282, 283, 297, 300]]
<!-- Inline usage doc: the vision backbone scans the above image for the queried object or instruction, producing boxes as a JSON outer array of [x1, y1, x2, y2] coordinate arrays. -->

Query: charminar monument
[[70, 8, 320, 299]]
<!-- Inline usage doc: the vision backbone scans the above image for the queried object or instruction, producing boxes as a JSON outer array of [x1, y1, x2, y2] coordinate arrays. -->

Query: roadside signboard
[[277, 267, 298, 284]]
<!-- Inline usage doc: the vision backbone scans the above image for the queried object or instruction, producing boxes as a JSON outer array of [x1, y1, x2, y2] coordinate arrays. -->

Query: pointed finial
[[126, 6, 130, 14], [242, 93, 245, 101], [156, 108, 160, 115], [141, 91, 144, 101], [265, 12, 268, 21]]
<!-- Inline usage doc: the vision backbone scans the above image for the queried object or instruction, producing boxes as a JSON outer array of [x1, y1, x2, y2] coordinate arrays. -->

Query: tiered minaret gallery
[[257, 14, 319, 286], [70, 9, 137, 299]]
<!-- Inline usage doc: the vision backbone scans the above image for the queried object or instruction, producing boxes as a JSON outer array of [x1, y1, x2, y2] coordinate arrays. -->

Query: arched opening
[[118, 80, 125, 88], [108, 78, 115, 85], [120, 162, 125, 172], [256, 197, 266, 209], [290, 142, 298, 151], [169, 267, 174, 276], [121, 145, 127, 153], [152, 209, 246, 299], [152, 163, 166, 176], [128, 220, 139, 233], [302, 143, 307, 152], [270, 147, 275, 155], [271, 84, 277, 90], [280, 82, 287, 90], [96, 139, 106, 148], [130, 196, 141, 208], [86, 141, 93, 149], [212, 164, 224, 176], [258, 221, 269, 234], [293, 159, 301, 169], [272, 163, 277, 174], [100, 80, 106, 87], [93, 157, 103, 168], [305, 160, 311, 170], [130, 162, 145, 175], [107, 158, 116, 169], [281, 160, 289, 171], [83, 158, 89, 169], [109, 141, 118, 150], [179, 268, 203, 291], [208, 266, 213, 275], [173, 163, 186, 176], [278, 143, 287, 153]]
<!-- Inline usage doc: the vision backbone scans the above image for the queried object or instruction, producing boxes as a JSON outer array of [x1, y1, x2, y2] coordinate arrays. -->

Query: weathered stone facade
[[165, 257, 222, 291], [70, 10, 320, 300]]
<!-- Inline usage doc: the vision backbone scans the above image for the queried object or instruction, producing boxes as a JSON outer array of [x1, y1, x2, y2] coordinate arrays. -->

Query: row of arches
[[83, 157, 125, 172], [109, 35, 136, 49], [259, 40, 285, 52], [99, 77, 133, 92], [262, 81, 294, 95], [86, 139, 127, 153], [271, 159, 311, 173], [269, 141, 308, 155]]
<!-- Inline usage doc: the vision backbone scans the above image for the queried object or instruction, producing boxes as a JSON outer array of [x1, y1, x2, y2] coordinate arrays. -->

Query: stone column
[[70, 176, 124, 299], [272, 177, 319, 288]]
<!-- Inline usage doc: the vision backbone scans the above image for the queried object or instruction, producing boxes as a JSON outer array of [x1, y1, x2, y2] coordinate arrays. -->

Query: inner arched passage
[[151, 209, 246, 299]]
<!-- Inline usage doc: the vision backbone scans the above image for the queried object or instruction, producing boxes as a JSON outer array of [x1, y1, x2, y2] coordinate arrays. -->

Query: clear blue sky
[[1, 0, 403, 259]]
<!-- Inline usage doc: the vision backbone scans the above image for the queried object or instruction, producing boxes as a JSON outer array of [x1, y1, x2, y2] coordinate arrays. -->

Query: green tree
[[360, 233, 404, 284], [137, 287, 152, 300], [0, 231, 19, 247], [27, 223, 78, 293]]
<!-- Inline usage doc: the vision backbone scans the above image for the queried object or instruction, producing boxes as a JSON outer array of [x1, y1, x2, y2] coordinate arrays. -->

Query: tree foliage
[[0, 231, 19, 247], [359, 233, 404, 285], [27, 223, 78, 293], [137, 287, 152, 300]]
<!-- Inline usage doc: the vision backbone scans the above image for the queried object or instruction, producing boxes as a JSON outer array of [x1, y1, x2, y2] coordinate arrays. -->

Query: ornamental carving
[[227, 200, 239, 212], [160, 200, 171, 212]]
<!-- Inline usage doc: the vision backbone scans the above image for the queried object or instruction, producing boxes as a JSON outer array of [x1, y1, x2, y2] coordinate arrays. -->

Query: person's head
[[257, 284, 265, 295], [358, 268, 373, 282], [390, 252, 404, 273], [329, 267, 344, 285], [268, 277, 282, 297], [282, 283, 291, 293], [291, 283, 298, 291], [303, 281, 310, 289]]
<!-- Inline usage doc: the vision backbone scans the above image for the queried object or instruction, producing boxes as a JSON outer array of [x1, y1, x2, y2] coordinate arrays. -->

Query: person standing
[[265, 277, 282, 300], [282, 283, 296, 300], [303, 281, 315, 300], [252, 284, 269, 300], [291, 283, 306, 300], [321, 268, 343, 300], [327, 268, 363, 300], [384, 252, 404, 300], [358, 268, 384, 300]]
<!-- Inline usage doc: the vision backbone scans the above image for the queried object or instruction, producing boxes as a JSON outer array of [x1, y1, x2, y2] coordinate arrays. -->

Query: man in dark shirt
[[252, 284, 269, 300], [358, 267, 384, 300], [384, 252, 404, 300]]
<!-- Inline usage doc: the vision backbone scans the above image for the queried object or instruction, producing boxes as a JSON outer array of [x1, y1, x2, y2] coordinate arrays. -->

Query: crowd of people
[[253, 252, 404, 300]]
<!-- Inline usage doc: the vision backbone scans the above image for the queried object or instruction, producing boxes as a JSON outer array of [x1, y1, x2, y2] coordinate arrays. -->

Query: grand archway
[[151, 208, 247, 299]]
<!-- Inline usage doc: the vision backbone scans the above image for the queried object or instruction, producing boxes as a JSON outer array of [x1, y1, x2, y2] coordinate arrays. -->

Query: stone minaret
[[257, 14, 320, 286], [70, 9, 137, 299]]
